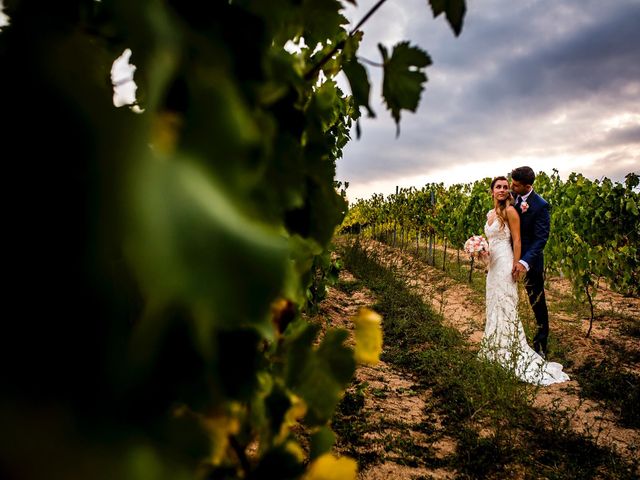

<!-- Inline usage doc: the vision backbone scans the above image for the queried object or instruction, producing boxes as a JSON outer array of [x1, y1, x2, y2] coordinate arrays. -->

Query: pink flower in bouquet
[[464, 235, 489, 258]]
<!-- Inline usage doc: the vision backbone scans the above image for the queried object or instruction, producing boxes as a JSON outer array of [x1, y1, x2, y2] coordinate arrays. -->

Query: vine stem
[[358, 56, 384, 67], [304, 0, 390, 81], [349, 0, 389, 35], [585, 284, 595, 338]]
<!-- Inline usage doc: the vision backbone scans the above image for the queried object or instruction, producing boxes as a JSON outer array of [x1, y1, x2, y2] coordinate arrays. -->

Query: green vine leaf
[[302, 0, 349, 47], [379, 41, 432, 135], [429, 0, 467, 36], [343, 58, 375, 117]]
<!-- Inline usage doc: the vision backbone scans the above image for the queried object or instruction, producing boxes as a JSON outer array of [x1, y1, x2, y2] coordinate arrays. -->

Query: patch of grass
[[336, 278, 363, 295], [382, 434, 435, 468], [337, 383, 366, 416], [549, 293, 591, 318], [369, 387, 388, 399], [332, 382, 381, 470], [547, 336, 575, 370], [601, 337, 640, 365], [449, 416, 640, 480], [619, 316, 640, 339], [332, 382, 436, 470], [526, 417, 640, 480], [574, 358, 640, 429], [596, 306, 640, 322], [451, 425, 521, 479], [547, 287, 639, 331], [372, 417, 445, 468], [395, 386, 418, 395]]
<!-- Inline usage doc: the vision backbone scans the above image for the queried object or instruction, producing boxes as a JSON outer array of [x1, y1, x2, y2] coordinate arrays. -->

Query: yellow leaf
[[201, 405, 242, 465], [277, 394, 308, 443], [304, 453, 357, 480], [284, 440, 305, 462], [352, 308, 383, 365]]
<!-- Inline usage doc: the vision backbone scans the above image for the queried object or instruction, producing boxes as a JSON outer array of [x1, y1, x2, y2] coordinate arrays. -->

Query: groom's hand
[[512, 262, 526, 281]]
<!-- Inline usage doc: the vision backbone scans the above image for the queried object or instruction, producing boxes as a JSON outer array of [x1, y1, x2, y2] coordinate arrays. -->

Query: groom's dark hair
[[511, 166, 535, 185]]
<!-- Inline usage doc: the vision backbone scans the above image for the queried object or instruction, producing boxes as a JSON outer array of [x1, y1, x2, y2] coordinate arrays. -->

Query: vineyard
[[2, 0, 639, 479], [342, 172, 640, 331]]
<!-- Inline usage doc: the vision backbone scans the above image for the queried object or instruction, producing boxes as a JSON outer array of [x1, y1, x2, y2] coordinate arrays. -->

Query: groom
[[510, 166, 551, 358]]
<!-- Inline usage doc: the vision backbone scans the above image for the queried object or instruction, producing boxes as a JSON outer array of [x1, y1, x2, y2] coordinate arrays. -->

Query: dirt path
[[311, 270, 458, 479], [354, 238, 639, 460]]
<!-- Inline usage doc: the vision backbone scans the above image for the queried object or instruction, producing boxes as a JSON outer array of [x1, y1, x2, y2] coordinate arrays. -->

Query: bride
[[479, 176, 569, 386]]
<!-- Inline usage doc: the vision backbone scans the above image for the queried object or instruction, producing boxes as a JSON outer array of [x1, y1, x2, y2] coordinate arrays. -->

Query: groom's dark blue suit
[[517, 191, 550, 272], [515, 191, 551, 356]]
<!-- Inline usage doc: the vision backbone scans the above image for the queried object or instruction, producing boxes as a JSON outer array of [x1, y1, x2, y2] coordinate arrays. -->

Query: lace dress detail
[[479, 211, 569, 386]]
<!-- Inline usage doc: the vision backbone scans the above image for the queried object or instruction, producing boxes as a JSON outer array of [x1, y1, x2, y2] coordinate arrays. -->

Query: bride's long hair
[[491, 176, 512, 229]]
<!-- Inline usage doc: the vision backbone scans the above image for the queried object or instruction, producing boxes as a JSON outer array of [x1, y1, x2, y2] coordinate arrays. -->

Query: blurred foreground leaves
[[1, 0, 464, 478]]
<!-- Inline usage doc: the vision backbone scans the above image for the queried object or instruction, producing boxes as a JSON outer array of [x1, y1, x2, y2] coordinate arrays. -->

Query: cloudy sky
[[2, 0, 637, 204], [336, 0, 640, 201]]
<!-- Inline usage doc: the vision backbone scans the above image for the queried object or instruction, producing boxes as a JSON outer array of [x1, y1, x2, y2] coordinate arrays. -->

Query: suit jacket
[[515, 191, 550, 272]]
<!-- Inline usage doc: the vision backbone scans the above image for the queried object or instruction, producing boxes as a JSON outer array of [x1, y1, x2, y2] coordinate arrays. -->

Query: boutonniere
[[520, 201, 529, 213]]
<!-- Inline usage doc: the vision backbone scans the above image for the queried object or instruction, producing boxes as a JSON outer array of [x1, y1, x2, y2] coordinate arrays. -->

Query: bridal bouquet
[[464, 235, 489, 260]]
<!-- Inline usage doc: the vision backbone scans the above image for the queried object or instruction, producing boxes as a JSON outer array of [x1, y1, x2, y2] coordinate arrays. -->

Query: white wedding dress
[[479, 211, 569, 386]]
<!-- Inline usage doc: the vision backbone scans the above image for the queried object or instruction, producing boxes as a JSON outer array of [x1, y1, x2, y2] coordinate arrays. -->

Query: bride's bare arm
[[506, 206, 521, 263]]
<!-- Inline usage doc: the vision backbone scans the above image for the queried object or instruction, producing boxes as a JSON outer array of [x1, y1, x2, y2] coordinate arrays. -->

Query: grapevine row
[[342, 171, 640, 318]]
